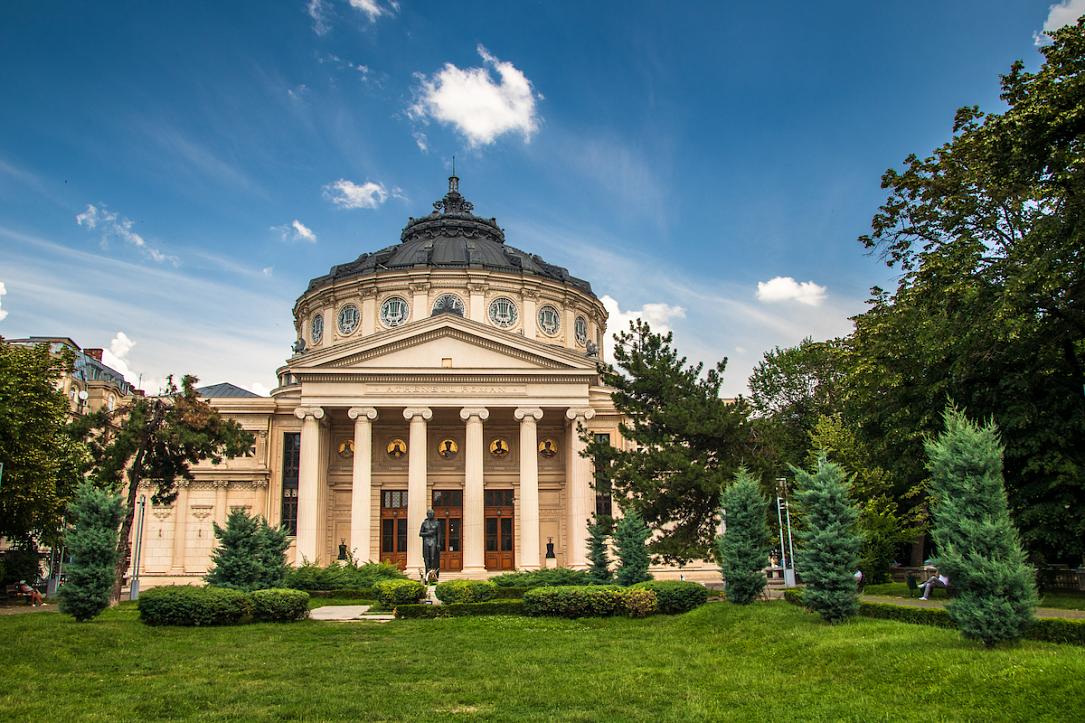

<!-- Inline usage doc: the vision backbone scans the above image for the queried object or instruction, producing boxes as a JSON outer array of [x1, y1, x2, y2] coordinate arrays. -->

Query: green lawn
[[4, 602, 1084, 721], [865, 582, 1085, 610]]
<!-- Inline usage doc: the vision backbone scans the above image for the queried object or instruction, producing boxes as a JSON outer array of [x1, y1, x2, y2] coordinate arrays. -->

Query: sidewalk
[[862, 594, 1085, 620]]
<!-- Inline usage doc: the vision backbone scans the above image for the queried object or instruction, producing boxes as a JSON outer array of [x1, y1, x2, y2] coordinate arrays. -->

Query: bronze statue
[[419, 509, 441, 583]]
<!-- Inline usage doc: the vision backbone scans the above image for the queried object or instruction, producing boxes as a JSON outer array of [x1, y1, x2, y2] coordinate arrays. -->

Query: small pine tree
[[586, 516, 613, 584], [925, 408, 1037, 646], [59, 482, 123, 621], [792, 457, 862, 623], [717, 468, 771, 604], [614, 510, 652, 586], [205, 508, 289, 591]]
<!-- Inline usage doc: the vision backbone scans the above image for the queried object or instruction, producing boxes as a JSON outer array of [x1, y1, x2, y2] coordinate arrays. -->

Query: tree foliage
[[613, 510, 652, 586], [0, 340, 88, 546], [59, 482, 123, 621], [717, 468, 771, 604], [925, 408, 1037, 646], [205, 508, 290, 592], [84, 374, 252, 600], [793, 458, 862, 623], [587, 319, 759, 562], [585, 516, 613, 584]]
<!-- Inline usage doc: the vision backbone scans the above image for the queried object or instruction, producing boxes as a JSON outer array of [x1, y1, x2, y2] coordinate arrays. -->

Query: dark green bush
[[374, 579, 426, 606], [490, 586, 531, 599], [631, 580, 709, 614], [250, 588, 310, 622], [139, 586, 253, 626], [308, 587, 377, 599], [434, 579, 497, 604], [205, 509, 289, 592], [59, 483, 122, 622], [523, 585, 627, 618], [489, 568, 594, 588], [285, 560, 405, 591], [394, 600, 526, 618], [623, 588, 658, 618]]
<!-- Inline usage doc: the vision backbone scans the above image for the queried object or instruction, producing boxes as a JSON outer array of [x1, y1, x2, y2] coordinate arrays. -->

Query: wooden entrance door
[[380, 489, 408, 570], [432, 489, 463, 572], [484, 489, 515, 571]]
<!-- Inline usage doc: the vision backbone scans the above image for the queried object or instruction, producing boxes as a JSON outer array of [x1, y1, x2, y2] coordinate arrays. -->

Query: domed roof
[[306, 175, 594, 296]]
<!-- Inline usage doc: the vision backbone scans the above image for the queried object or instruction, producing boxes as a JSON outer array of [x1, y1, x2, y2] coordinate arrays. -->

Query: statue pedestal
[[544, 556, 558, 569], [426, 584, 441, 606]]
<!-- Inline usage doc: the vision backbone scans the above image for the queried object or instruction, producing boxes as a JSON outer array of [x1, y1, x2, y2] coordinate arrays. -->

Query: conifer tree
[[925, 407, 1037, 646], [614, 510, 652, 586], [717, 468, 771, 604], [793, 457, 862, 623], [586, 516, 613, 584], [205, 508, 289, 591], [59, 482, 123, 621]]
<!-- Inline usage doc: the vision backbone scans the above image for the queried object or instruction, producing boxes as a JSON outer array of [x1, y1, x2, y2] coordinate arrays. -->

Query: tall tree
[[585, 319, 759, 562], [0, 340, 88, 546], [59, 482, 123, 622], [205, 508, 290, 591], [86, 375, 251, 601], [849, 20, 1085, 562], [925, 408, 1037, 646], [717, 468, 772, 604]]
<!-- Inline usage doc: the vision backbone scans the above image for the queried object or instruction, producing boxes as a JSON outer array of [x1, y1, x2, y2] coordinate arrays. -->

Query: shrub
[[717, 468, 772, 604], [138, 585, 253, 626], [623, 588, 658, 618], [394, 600, 526, 619], [489, 586, 531, 599], [631, 580, 709, 614], [205, 509, 289, 592], [434, 579, 497, 604], [250, 588, 310, 622], [614, 511, 652, 586], [374, 579, 426, 606], [60, 483, 123, 622], [285, 560, 405, 591], [586, 516, 613, 584], [489, 568, 594, 588], [523, 585, 627, 618], [308, 587, 377, 599]]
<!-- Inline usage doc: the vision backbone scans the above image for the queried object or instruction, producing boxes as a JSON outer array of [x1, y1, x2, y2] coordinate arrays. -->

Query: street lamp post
[[776, 478, 797, 587], [130, 495, 146, 600]]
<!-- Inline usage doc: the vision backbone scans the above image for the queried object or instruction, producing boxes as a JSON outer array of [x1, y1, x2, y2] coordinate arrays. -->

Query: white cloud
[[0, 280, 7, 321], [308, 0, 330, 35], [272, 219, 317, 243], [75, 203, 179, 266], [348, 0, 392, 22], [322, 179, 390, 209], [247, 381, 272, 397], [413, 131, 429, 153], [409, 44, 540, 147], [599, 294, 686, 364], [1036, 0, 1085, 44], [756, 276, 827, 306], [101, 331, 143, 388]]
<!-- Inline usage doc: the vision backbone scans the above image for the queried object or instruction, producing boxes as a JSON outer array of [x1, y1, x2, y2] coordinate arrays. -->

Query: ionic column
[[516, 407, 544, 570], [403, 407, 432, 577], [460, 407, 490, 574], [213, 481, 228, 528], [348, 407, 378, 562], [565, 407, 597, 569], [170, 482, 190, 573], [294, 406, 325, 564]]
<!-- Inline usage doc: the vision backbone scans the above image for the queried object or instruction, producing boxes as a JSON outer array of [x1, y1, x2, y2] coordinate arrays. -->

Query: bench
[[5, 583, 32, 603]]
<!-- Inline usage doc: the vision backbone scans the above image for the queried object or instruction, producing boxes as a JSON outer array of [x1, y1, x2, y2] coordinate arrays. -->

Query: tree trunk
[[111, 446, 146, 603]]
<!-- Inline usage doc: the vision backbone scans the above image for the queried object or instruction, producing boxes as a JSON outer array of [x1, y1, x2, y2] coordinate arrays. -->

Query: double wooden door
[[484, 489, 515, 571], [379, 490, 408, 570], [432, 489, 463, 572]]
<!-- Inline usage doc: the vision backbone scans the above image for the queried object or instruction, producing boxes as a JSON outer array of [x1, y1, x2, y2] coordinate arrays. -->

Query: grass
[[865, 582, 1085, 610], [4, 602, 1085, 720]]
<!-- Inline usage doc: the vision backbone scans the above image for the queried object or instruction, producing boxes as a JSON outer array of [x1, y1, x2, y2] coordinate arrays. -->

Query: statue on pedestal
[[419, 509, 441, 583]]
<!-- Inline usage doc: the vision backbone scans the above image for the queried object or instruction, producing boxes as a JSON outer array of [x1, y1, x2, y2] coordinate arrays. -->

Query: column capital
[[294, 406, 325, 421], [348, 406, 379, 422], [459, 407, 490, 422], [565, 407, 596, 422], [514, 407, 543, 421], [403, 407, 433, 421]]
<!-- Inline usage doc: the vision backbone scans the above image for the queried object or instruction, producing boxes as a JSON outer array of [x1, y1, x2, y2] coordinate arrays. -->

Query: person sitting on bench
[[918, 572, 949, 600], [17, 580, 44, 606]]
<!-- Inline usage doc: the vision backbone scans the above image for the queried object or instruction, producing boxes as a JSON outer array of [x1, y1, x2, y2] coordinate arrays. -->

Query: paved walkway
[[862, 594, 1085, 620], [309, 605, 394, 622], [0, 603, 56, 616]]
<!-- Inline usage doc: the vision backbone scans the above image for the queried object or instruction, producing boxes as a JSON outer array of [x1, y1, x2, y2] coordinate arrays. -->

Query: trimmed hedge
[[308, 587, 377, 599], [394, 600, 526, 619], [630, 580, 709, 614], [250, 588, 311, 622], [784, 587, 1085, 646], [285, 560, 405, 591], [489, 568, 594, 588], [523, 585, 659, 618], [139, 586, 253, 626], [490, 586, 531, 599], [375, 579, 426, 606], [434, 579, 497, 604]]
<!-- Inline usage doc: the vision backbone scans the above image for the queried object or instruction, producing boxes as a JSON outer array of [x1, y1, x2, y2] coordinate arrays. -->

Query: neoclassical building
[[133, 176, 714, 584]]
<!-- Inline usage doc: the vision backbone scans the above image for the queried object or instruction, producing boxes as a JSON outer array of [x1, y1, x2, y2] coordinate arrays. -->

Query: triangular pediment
[[290, 314, 599, 373]]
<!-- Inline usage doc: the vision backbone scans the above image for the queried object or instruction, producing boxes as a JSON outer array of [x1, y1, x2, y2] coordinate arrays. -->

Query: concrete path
[[862, 594, 1085, 620], [309, 605, 394, 622]]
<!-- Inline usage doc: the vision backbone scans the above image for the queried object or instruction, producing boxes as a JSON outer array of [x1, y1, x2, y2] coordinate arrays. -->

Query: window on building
[[281, 432, 301, 535], [593, 433, 613, 519]]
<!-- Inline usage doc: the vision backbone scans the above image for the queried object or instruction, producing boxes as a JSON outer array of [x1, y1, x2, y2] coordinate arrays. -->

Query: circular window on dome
[[337, 304, 360, 335], [575, 315, 588, 346], [538, 305, 561, 336], [380, 296, 410, 328], [488, 297, 518, 329], [311, 313, 324, 344], [431, 293, 465, 317]]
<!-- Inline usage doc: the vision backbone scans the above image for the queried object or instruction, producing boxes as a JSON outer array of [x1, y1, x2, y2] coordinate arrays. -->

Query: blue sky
[[0, 1, 1076, 395]]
